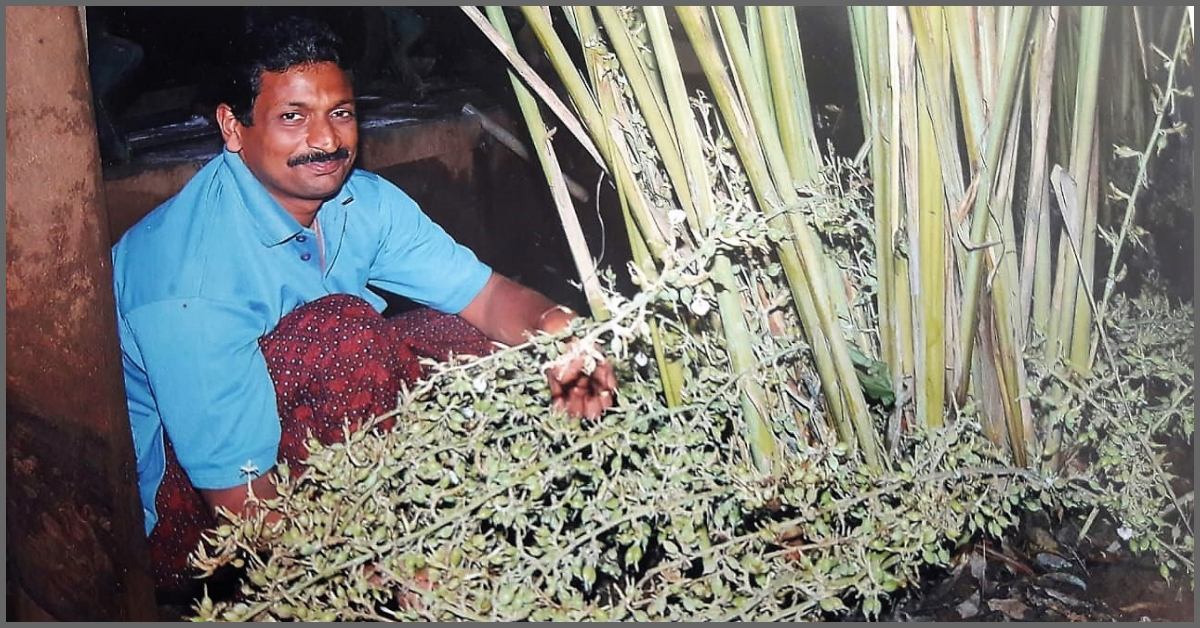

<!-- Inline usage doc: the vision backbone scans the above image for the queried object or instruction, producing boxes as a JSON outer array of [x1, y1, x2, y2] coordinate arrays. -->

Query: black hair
[[222, 15, 349, 126]]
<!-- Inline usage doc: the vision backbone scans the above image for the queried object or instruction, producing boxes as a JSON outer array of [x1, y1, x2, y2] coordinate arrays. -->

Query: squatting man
[[110, 15, 618, 592]]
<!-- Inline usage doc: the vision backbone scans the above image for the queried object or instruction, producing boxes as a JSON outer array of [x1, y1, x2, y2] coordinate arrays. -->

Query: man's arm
[[458, 272, 618, 419], [457, 272, 562, 343], [123, 298, 289, 526]]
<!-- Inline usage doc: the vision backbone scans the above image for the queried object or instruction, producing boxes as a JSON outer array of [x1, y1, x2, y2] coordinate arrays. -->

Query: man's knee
[[389, 307, 497, 362], [293, 293, 378, 322], [266, 294, 379, 340]]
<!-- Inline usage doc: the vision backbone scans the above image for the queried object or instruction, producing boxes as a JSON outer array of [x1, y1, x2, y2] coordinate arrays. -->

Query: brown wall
[[6, 6, 158, 621]]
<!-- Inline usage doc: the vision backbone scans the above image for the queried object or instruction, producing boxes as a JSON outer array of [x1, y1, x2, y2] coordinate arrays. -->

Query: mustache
[[287, 147, 351, 168]]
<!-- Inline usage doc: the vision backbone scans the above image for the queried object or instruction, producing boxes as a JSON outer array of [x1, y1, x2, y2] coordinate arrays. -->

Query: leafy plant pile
[[1028, 288, 1195, 582], [186, 180, 1192, 620]]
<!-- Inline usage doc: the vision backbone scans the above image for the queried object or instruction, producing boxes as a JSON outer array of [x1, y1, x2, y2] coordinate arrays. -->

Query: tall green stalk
[[481, 7, 608, 320], [678, 6, 880, 467], [901, 7, 950, 429], [884, 8, 917, 421], [743, 8, 772, 120], [593, 7, 698, 236], [851, 7, 902, 378], [1019, 7, 1061, 347], [459, 6, 607, 170], [911, 7, 969, 400], [583, 6, 687, 407], [758, 6, 822, 184], [1046, 7, 1104, 366], [953, 6, 1030, 403], [710, 7, 856, 446], [1065, 7, 1107, 370], [641, 7, 712, 231], [643, 7, 779, 472], [517, 7, 610, 167], [944, 6, 986, 163]]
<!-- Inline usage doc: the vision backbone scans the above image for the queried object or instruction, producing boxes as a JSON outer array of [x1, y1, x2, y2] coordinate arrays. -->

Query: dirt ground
[[856, 511, 1194, 622], [854, 439, 1196, 624]]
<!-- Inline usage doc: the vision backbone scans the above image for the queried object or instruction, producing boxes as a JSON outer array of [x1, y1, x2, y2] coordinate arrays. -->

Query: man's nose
[[307, 117, 339, 152]]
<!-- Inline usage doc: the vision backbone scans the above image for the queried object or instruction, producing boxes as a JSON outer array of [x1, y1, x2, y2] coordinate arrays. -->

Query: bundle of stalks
[[466, 5, 1192, 473]]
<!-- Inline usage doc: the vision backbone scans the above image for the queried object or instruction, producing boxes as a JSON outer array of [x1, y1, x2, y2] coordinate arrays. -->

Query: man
[[111, 15, 617, 592]]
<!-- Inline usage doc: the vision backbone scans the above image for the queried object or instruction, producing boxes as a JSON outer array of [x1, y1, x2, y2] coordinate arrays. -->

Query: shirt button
[[296, 235, 308, 243], [300, 252, 312, 261]]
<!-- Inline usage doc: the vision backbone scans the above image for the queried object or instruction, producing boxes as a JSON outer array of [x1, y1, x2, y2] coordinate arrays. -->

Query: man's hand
[[458, 273, 620, 420], [200, 470, 282, 526], [545, 337, 618, 420]]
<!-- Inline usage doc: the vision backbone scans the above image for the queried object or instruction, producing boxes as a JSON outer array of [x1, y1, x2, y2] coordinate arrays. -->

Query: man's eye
[[333, 109, 356, 119], [281, 112, 302, 121]]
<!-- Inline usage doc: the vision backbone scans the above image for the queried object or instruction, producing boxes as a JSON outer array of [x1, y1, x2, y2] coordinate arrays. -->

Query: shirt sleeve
[[366, 183, 492, 314], [124, 297, 280, 490]]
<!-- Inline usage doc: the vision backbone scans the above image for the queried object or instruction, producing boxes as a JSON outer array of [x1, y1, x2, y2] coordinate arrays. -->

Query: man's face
[[218, 61, 358, 222]]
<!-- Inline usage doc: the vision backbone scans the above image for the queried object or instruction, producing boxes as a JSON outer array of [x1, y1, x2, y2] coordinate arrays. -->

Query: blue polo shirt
[[112, 150, 492, 534]]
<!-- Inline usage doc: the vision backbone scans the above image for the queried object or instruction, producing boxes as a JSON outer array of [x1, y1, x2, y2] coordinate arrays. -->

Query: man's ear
[[215, 104, 244, 153]]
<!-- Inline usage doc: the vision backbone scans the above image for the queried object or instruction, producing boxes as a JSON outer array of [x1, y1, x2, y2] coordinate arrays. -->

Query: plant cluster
[[188, 255, 1192, 622], [189, 215, 1039, 621], [1027, 290, 1195, 583]]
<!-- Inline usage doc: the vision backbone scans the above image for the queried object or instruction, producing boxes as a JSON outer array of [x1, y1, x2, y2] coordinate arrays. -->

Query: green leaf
[[819, 596, 847, 612], [625, 544, 643, 567]]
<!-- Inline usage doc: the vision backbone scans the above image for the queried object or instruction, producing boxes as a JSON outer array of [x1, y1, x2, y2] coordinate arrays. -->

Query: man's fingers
[[586, 393, 608, 419], [596, 363, 618, 394], [553, 357, 587, 383], [546, 372, 565, 398], [597, 389, 614, 410], [546, 345, 619, 420], [567, 381, 588, 409]]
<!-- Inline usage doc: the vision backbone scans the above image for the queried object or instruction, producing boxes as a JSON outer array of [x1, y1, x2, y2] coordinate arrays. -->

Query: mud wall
[[6, 6, 158, 621]]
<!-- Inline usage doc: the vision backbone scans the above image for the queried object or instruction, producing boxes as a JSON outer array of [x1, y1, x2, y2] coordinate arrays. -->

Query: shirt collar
[[219, 150, 356, 247]]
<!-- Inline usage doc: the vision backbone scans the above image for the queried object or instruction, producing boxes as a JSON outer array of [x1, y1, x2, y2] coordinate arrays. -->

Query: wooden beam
[[5, 6, 157, 620]]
